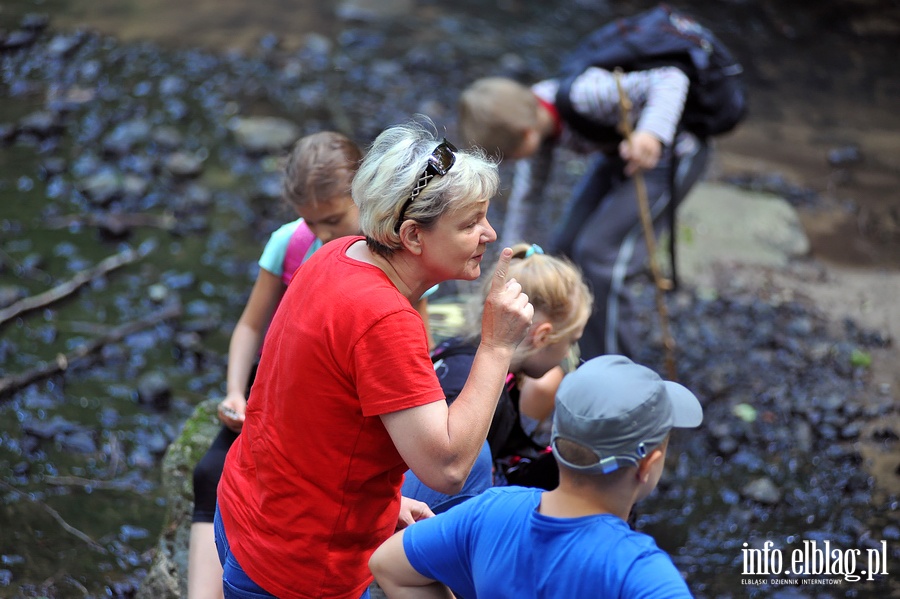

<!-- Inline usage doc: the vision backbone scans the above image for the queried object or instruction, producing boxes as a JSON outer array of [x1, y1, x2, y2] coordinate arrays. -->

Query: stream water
[[0, 0, 897, 597]]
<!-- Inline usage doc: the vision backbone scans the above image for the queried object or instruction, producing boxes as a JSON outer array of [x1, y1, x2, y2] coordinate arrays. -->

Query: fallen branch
[[43, 475, 146, 492], [43, 212, 176, 234], [615, 69, 677, 381], [0, 300, 182, 399], [0, 244, 152, 327], [0, 479, 108, 554]]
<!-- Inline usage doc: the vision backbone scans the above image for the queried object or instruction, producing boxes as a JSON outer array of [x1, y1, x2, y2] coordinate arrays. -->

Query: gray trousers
[[550, 136, 709, 361]]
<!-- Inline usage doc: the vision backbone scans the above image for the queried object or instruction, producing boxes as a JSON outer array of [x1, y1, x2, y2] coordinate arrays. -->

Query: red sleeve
[[350, 308, 445, 417]]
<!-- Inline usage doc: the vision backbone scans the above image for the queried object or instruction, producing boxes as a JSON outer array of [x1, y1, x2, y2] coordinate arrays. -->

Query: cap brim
[[664, 381, 703, 428]]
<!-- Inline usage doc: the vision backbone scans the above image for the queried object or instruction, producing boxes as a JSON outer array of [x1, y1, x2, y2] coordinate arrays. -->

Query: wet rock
[[47, 32, 85, 57], [150, 126, 183, 149], [0, 122, 16, 142], [229, 116, 300, 155], [840, 422, 861, 440], [872, 426, 899, 443], [884, 524, 900, 541], [78, 168, 124, 206], [741, 477, 782, 505], [136, 371, 172, 410], [163, 151, 205, 178], [103, 119, 152, 155], [129, 446, 156, 469], [827, 144, 863, 167], [22, 415, 77, 440], [18, 111, 63, 137], [675, 183, 810, 290], [336, 0, 414, 22], [20, 13, 50, 31], [2, 30, 39, 50], [0, 285, 26, 308], [60, 430, 97, 453]]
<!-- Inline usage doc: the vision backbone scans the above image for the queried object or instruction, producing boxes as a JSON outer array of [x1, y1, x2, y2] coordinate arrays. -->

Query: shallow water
[[0, 0, 898, 597]]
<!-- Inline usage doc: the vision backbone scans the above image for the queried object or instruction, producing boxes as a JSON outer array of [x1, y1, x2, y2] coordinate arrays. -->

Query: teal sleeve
[[257, 218, 303, 276]]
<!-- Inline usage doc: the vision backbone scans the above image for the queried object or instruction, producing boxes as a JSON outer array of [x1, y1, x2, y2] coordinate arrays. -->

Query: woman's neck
[[346, 240, 424, 304]]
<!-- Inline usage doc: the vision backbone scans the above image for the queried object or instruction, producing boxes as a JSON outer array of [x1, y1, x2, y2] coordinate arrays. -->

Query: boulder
[[137, 399, 221, 599], [671, 181, 810, 289]]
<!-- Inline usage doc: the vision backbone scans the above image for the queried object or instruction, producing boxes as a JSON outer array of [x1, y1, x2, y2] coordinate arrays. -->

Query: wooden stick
[[0, 300, 182, 398], [42, 212, 177, 233], [0, 479, 108, 554], [0, 244, 151, 327], [614, 69, 678, 381]]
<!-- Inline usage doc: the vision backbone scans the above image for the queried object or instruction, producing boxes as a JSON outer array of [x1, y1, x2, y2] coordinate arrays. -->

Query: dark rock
[[60, 430, 97, 453], [103, 119, 152, 155], [840, 422, 861, 440], [18, 111, 62, 137], [47, 33, 84, 57], [872, 427, 899, 443], [20, 13, 50, 31], [22, 416, 78, 440], [827, 144, 863, 167], [136, 371, 172, 410], [78, 168, 123, 206], [2, 30, 38, 50], [0, 285, 26, 308]]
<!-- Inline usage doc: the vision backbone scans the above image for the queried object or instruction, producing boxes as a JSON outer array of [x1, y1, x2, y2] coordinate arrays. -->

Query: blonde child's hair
[[466, 243, 593, 349], [282, 131, 363, 209], [458, 77, 540, 159]]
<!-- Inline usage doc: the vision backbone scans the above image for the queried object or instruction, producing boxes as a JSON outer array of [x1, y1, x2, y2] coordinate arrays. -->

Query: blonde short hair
[[353, 118, 499, 257], [458, 77, 539, 159]]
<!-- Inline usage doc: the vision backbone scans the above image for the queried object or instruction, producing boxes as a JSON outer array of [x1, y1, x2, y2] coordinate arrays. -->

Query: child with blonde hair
[[402, 242, 592, 506]]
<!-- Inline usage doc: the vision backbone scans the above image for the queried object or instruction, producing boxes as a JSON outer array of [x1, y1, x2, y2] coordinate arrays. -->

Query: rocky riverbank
[[1, 2, 898, 596]]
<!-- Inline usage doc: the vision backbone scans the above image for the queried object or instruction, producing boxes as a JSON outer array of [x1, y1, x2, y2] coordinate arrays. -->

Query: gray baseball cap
[[551, 355, 703, 474]]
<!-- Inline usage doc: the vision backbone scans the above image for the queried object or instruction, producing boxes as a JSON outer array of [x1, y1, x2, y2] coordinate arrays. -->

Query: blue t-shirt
[[403, 486, 694, 599]]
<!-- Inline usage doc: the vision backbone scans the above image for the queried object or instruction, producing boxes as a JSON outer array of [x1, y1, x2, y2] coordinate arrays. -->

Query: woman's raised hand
[[480, 248, 534, 351]]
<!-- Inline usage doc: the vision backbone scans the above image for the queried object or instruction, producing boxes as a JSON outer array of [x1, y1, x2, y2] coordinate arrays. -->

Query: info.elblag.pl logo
[[741, 540, 890, 586]]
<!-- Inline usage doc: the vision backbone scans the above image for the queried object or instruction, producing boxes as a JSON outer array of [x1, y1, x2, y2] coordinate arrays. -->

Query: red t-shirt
[[218, 236, 445, 599]]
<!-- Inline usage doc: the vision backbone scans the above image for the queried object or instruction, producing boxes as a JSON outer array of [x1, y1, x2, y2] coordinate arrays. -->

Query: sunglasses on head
[[395, 139, 458, 233]]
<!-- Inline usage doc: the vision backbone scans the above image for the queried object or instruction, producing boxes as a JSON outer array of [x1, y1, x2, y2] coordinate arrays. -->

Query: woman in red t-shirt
[[215, 118, 535, 599]]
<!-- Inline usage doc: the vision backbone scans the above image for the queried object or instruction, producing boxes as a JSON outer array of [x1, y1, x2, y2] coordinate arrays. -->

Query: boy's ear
[[636, 448, 664, 484]]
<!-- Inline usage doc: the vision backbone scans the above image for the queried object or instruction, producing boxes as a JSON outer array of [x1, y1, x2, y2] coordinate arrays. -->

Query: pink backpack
[[281, 221, 317, 285]]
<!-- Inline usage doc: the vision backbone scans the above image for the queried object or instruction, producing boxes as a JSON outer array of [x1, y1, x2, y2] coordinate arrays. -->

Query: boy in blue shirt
[[369, 355, 703, 598]]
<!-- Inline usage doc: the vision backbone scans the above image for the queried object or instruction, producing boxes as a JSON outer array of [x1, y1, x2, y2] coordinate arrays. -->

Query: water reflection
[[0, 0, 898, 596]]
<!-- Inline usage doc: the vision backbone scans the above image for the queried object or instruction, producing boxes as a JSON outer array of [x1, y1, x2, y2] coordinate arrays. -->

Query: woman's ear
[[398, 221, 424, 255]]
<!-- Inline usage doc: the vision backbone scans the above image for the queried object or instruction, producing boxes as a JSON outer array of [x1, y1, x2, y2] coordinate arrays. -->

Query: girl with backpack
[[401, 243, 593, 502], [188, 131, 434, 599]]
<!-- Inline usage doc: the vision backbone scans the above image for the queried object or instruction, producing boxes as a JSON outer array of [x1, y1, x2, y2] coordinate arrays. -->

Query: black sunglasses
[[395, 139, 458, 233]]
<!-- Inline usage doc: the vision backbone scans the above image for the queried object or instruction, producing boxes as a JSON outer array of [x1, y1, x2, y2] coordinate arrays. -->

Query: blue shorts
[[214, 504, 371, 599]]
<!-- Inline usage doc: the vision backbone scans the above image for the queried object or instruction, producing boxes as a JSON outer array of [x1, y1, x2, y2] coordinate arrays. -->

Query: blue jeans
[[214, 504, 371, 599]]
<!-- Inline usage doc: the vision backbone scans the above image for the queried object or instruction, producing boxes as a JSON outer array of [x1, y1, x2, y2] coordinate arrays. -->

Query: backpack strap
[[554, 74, 622, 147], [282, 220, 316, 286]]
